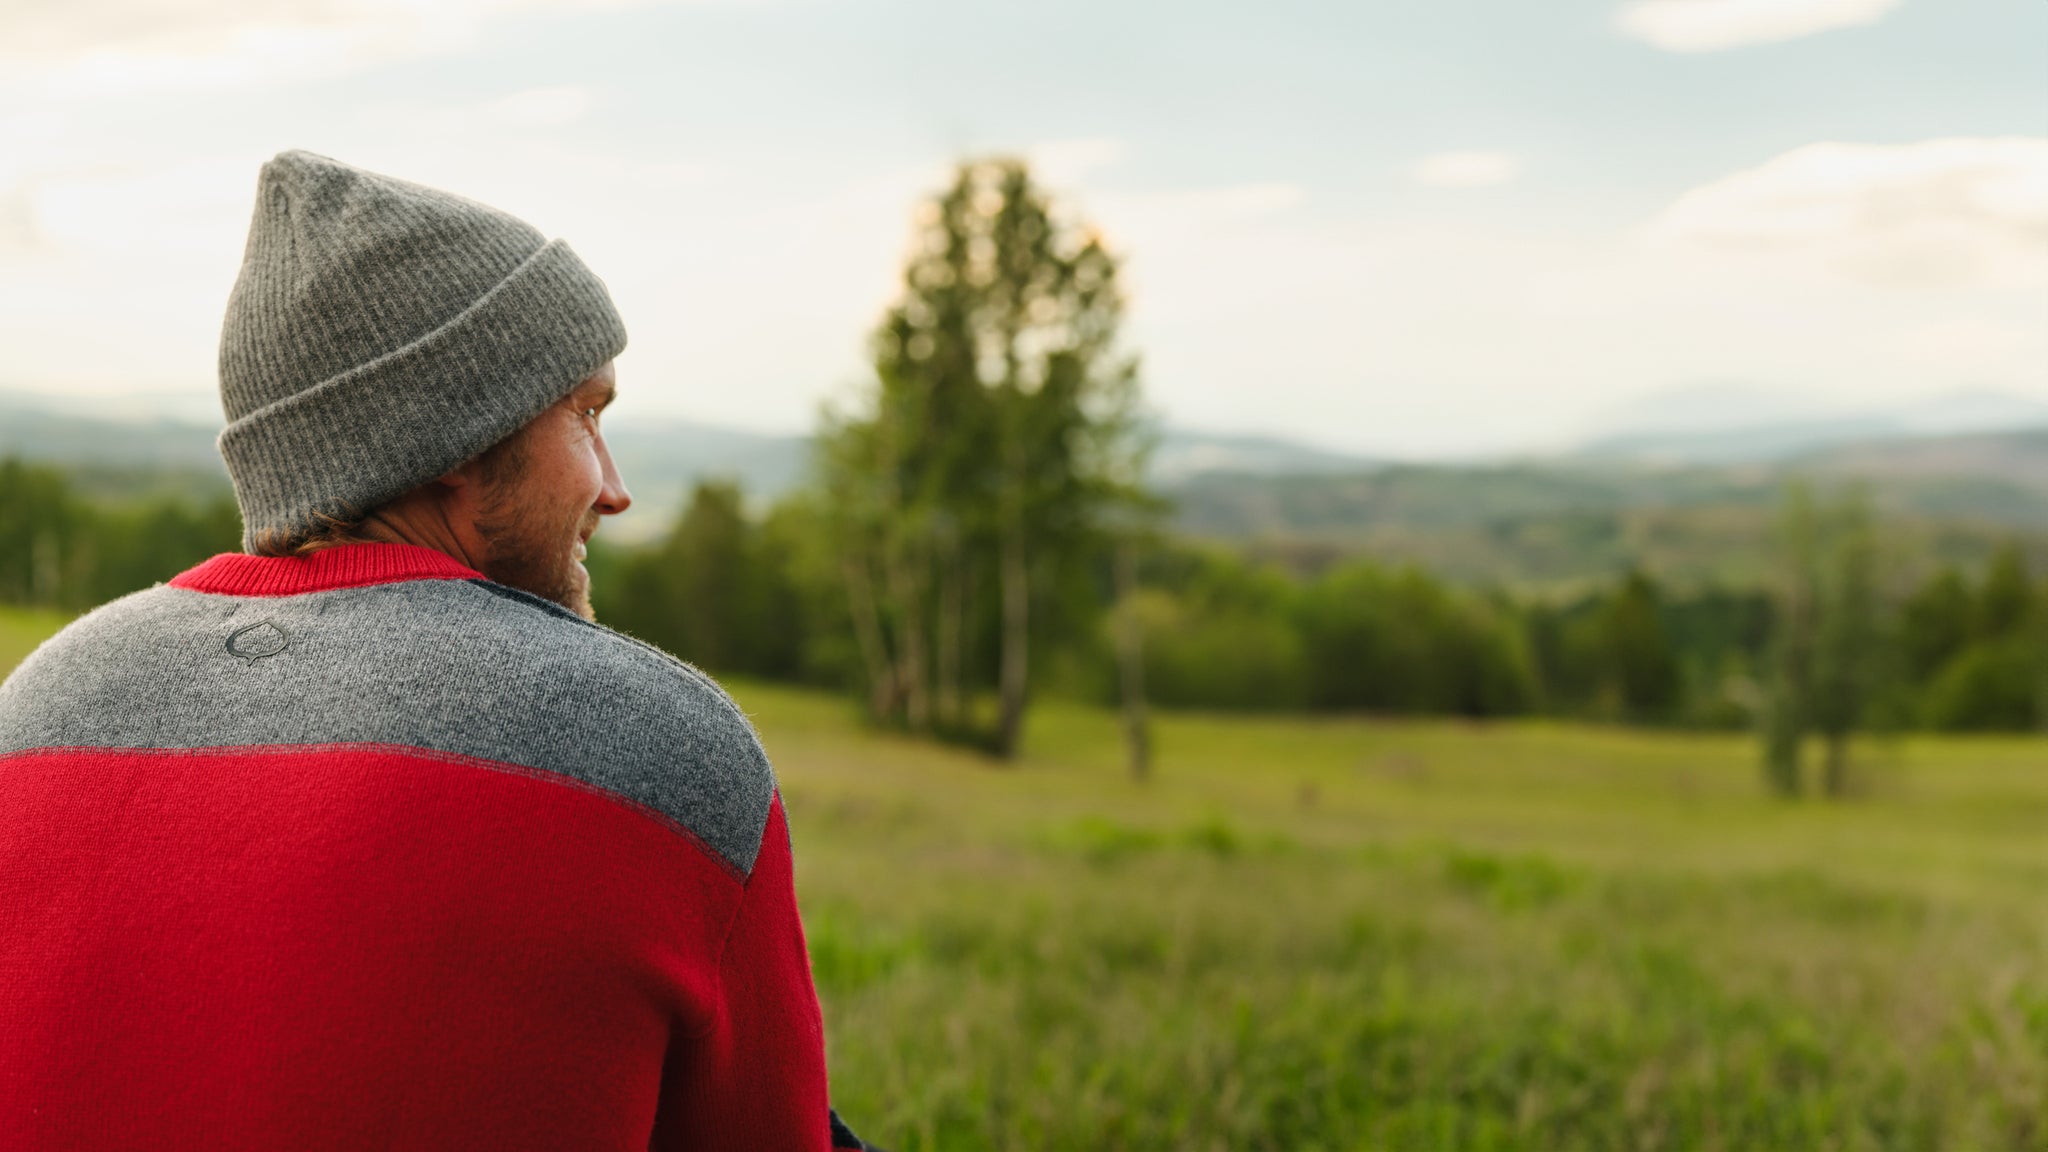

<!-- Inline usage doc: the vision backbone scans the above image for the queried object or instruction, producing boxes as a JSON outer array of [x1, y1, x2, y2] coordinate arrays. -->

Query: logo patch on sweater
[[226, 621, 290, 662]]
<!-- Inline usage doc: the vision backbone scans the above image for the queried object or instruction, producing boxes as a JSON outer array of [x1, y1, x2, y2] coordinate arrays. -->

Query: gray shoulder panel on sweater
[[0, 579, 775, 875]]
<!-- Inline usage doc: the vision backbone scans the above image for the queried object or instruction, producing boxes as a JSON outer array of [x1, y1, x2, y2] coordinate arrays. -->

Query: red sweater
[[0, 544, 853, 1150]]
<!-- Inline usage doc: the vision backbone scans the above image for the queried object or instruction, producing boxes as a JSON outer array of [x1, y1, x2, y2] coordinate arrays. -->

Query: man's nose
[[595, 439, 632, 516]]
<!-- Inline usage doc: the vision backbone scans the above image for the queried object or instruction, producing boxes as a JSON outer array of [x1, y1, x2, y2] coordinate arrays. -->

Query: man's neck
[[337, 496, 486, 574]]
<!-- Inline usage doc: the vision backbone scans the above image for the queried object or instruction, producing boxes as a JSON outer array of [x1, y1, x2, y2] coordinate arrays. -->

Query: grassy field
[[757, 692, 2048, 1152], [5, 607, 2045, 1149], [0, 605, 71, 683]]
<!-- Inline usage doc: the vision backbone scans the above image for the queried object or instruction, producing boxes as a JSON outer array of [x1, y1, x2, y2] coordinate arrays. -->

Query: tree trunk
[[1822, 730, 1849, 799], [1113, 538, 1151, 783], [936, 525, 963, 729], [839, 549, 897, 722], [886, 543, 930, 733], [996, 505, 1029, 759], [1764, 690, 1803, 798]]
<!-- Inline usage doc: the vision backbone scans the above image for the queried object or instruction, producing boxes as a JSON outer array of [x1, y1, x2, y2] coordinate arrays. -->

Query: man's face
[[468, 363, 630, 621]]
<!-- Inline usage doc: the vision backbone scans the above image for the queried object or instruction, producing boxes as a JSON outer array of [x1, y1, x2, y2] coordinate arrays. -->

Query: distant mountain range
[[1572, 386, 2048, 466]]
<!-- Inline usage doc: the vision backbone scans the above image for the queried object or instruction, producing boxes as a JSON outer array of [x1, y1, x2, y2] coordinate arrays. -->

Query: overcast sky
[[1, 0, 2043, 456]]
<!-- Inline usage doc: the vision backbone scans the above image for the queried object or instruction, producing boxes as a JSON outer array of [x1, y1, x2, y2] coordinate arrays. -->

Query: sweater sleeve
[[650, 793, 834, 1151]]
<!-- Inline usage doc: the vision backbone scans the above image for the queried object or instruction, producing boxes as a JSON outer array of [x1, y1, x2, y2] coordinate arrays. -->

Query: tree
[[1810, 490, 1879, 797], [1899, 567, 1974, 686], [1286, 559, 1536, 718], [0, 459, 240, 612], [1110, 536, 1152, 782], [1977, 543, 2033, 640], [1922, 638, 2042, 731], [1763, 485, 1820, 797], [605, 480, 803, 678], [816, 158, 1147, 757], [1762, 485, 1884, 798], [0, 459, 84, 607], [1913, 542, 2044, 732], [1605, 570, 1681, 722]]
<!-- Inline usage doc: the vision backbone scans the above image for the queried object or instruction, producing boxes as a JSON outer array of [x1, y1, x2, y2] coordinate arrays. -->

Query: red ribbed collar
[[169, 542, 483, 597]]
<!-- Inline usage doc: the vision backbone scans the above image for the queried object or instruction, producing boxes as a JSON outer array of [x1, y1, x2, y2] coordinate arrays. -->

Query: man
[[0, 151, 870, 1151]]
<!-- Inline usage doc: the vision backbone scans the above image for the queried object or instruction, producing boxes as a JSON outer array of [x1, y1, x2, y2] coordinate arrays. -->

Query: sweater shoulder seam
[[0, 741, 752, 882]]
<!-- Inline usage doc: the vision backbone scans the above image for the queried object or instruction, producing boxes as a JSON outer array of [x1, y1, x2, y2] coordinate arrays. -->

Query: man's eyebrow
[[585, 381, 618, 409]]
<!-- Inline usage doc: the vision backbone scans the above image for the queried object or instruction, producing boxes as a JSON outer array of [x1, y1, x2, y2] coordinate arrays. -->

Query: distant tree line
[[586, 472, 2048, 742], [0, 458, 239, 612], [6, 452, 2045, 747]]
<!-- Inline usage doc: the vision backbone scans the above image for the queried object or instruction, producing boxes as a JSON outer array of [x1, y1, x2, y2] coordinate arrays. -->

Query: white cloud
[[1616, 0, 1902, 52], [1645, 137, 2048, 289], [1411, 151, 1519, 189]]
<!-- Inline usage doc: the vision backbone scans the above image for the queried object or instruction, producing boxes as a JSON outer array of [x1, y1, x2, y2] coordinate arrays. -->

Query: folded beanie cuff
[[219, 239, 627, 553]]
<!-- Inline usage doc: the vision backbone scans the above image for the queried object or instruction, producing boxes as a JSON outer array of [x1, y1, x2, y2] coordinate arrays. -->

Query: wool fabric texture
[[0, 544, 869, 1150], [217, 150, 628, 553]]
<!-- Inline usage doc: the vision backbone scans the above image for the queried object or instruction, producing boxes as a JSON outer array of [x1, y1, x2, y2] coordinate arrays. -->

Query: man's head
[[339, 362, 629, 620], [217, 150, 630, 617]]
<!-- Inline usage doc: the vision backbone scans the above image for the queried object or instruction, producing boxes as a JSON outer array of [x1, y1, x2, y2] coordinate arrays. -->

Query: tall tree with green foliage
[[1763, 485, 1820, 796], [1977, 543, 2033, 639], [1605, 569, 1682, 722], [817, 157, 1147, 756], [1810, 489, 1880, 797], [1763, 485, 1886, 797], [1899, 566, 1975, 687], [1919, 543, 2044, 731]]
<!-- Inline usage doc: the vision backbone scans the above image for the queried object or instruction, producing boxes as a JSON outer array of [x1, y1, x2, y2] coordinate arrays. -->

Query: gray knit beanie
[[218, 150, 627, 553]]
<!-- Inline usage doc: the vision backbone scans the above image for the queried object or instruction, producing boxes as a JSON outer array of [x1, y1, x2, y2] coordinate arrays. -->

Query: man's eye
[[584, 407, 600, 420]]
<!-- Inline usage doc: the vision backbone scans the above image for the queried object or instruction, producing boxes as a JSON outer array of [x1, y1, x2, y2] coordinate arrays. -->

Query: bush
[[1139, 592, 1311, 711], [1922, 638, 2043, 731], [1298, 564, 1537, 717]]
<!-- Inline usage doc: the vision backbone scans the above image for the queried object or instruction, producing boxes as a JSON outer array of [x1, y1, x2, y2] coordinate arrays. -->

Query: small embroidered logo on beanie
[[226, 621, 290, 662]]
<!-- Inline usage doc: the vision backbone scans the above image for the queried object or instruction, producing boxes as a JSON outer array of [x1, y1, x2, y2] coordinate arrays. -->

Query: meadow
[[0, 606, 70, 683], [5, 608, 2046, 1150], [767, 688, 2048, 1152]]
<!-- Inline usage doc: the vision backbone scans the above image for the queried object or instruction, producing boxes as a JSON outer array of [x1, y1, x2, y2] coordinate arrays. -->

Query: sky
[[0, 0, 2043, 458]]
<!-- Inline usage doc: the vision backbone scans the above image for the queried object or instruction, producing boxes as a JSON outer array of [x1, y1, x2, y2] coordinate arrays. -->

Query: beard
[[471, 440, 601, 621]]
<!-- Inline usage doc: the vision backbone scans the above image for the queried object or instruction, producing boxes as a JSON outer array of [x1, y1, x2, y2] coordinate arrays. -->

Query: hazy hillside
[[1804, 428, 2048, 495], [1176, 452, 2048, 591], [1575, 386, 2048, 466], [8, 392, 2048, 585], [0, 396, 227, 473], [0, 396, 233, 505]]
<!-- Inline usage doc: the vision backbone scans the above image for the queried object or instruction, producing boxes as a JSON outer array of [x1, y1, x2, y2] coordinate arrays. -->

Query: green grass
[[0, 605, 70, 681], [5, 610, 2044, 1148], [748, 689, 2048, 1151]]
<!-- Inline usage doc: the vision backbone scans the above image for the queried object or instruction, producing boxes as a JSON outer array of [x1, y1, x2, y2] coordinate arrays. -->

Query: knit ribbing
[[216, 151, 628, 553], [168, 542, 481, 596]]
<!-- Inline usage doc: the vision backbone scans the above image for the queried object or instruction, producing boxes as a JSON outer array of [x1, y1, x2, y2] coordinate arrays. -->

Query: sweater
[[0, 543, 861, 1151]]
